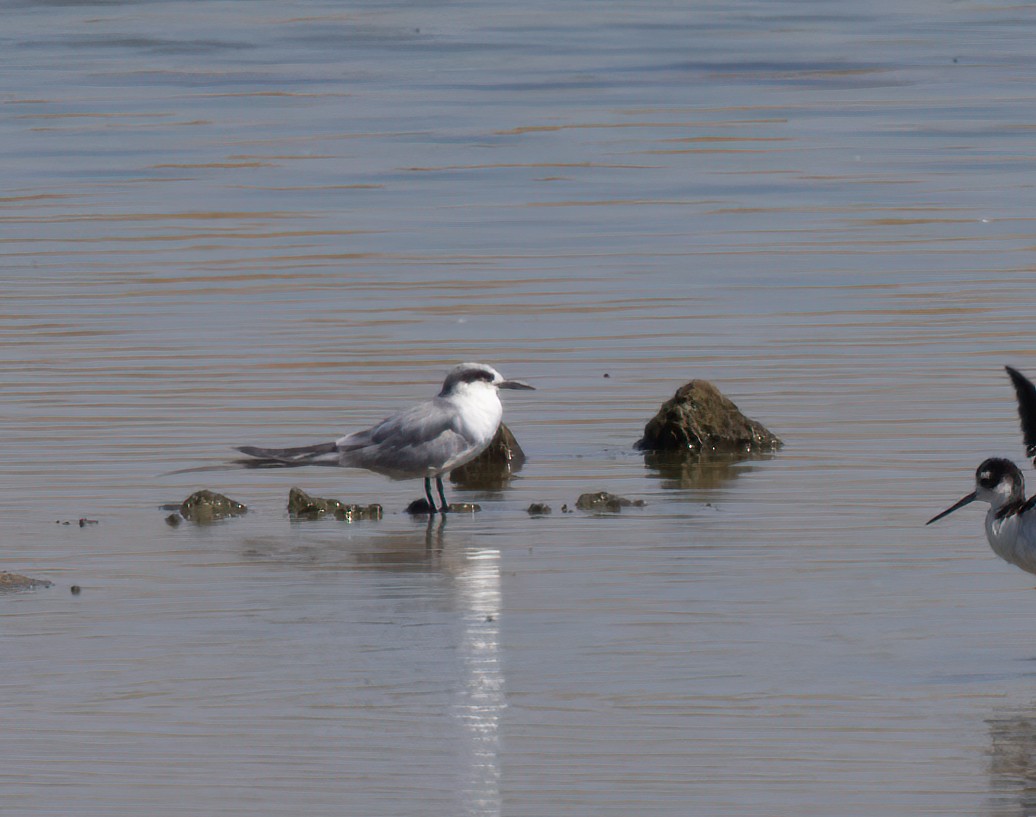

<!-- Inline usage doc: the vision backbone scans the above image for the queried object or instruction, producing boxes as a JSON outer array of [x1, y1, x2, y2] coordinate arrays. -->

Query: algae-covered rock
[[179, 490, 248, 524], [574, 491, 646, 512], [636, 380, 782, 453], [0, 571, 53, 592], [450, 423, 526, 489], [334, 504, 383, 522], [288, 486, 345, 518], [445, 502, 481, 514], [288, 487, 382, 521]]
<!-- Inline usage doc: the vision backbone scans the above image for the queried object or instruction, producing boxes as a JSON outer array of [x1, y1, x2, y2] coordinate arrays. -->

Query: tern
[[927, 366, 1036, 574], [233, 362, 534, 514]]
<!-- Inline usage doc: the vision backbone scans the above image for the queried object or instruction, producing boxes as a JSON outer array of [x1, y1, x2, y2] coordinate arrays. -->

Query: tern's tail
[[233, 441, 340, 469]]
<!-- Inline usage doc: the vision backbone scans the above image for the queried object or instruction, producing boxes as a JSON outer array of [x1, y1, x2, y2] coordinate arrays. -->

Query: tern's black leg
[[424, 477, 438, 514], [436, 476, 450, 514]]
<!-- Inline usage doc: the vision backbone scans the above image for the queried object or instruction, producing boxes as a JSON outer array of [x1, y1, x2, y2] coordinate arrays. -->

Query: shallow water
[[7, 1, 1036, 814]]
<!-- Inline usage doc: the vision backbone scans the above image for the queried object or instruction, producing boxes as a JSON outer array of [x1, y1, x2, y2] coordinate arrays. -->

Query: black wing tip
[[1006, 365, 1029, 387], [1004, 366, 1036, 465]]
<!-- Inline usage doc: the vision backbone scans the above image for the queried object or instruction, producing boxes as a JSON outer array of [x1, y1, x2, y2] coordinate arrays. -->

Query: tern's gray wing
[[336, 398, 481, 479], [1007, 366, 1036, 462]]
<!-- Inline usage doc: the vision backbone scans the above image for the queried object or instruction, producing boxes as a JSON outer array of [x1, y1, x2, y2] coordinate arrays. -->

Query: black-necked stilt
[[233, 363, 534, 514], [927, 366, 1036, 574]]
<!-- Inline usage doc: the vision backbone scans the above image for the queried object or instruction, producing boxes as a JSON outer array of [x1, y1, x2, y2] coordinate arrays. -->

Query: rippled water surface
[[8, 1, 1036, 814]]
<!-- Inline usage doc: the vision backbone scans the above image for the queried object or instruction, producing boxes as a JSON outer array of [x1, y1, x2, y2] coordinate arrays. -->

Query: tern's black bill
[[499, 380, 535, 390], [926, 491, 977, 525]]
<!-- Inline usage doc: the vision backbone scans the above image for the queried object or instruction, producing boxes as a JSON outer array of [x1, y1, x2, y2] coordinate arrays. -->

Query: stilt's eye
[[979, 472, 996, 488]]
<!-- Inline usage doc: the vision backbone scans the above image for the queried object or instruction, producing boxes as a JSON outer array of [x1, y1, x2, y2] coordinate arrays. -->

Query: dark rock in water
[[575, 491, 646, 512], [178, 490, 248, 524], [635, 380, 782, 453], [406, 498, 481, 515], [165, 513, 182, 527], [450, 423, 526, 490], [406, 498, 435, 515], [0, 571, 53, 592], [288, 487, 382, 521], [527, 503, 552, 516]]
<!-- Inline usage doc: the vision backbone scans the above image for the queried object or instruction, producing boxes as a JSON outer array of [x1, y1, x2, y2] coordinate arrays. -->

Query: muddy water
[[6, 1, 1036, 814]]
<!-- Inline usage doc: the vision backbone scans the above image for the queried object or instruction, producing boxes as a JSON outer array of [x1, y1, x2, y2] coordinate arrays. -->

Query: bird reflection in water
[[988, 707, 1036, 816]]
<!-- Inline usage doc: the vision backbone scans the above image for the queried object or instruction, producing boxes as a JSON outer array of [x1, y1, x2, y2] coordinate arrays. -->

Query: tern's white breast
[[448, 387, 503, 448]]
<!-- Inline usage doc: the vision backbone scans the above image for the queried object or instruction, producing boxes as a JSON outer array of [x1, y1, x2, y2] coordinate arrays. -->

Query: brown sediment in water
[[0, 571, 53, 592]]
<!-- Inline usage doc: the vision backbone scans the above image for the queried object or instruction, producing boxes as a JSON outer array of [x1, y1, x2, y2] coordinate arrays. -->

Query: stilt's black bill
[[926, 491, 977, 525]]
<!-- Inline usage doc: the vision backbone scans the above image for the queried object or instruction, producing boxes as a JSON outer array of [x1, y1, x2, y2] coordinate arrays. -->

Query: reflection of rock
[[0, 571, 53, 592], [575, 491, 646, 512], [636, 380, 782, 453], [643, 449, 776, 490], [988, 709, 1036, 814], [450, 423, 526, 490], [288, 487, 382, 521], [178, 490, 248, 524]]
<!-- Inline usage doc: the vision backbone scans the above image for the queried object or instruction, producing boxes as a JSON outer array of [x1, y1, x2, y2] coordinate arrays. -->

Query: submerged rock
[[635, 380, 782, 453], [288, 487, 382, 521], [450, 423, 526, 489], [178, 490, 248, 524], [0, 571, 53, 592], [405, 499, 481, 516], [574, 491, 646, 512]]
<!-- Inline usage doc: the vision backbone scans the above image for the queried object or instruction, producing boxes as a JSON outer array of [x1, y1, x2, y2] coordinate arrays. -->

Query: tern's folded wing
[[337, 400, 458, 450], [334, 399, 474, 477]]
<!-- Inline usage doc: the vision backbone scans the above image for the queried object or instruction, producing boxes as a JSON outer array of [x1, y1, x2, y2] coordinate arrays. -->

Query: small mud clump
[[177, 490, 248, 524], [575, 492, 646, 513], [288, 487, 382, 521], [636, 380, 782, 453], [527, 503, 552, 516]]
